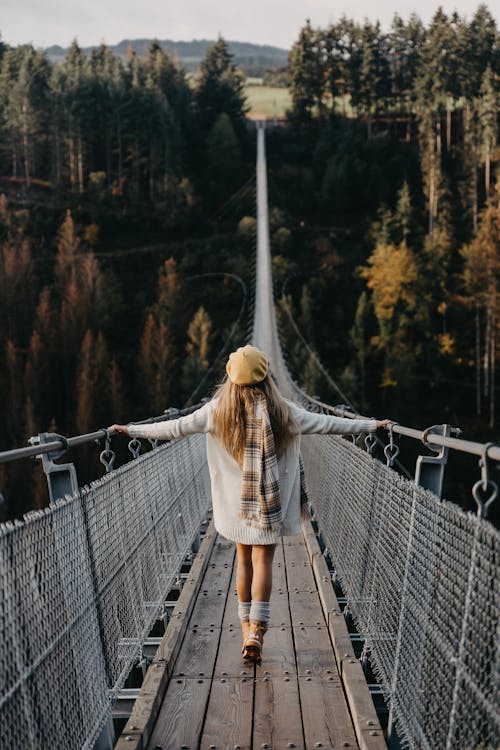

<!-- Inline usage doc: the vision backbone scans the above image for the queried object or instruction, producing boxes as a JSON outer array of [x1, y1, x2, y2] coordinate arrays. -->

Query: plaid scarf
[[240, 392, 282, 532]]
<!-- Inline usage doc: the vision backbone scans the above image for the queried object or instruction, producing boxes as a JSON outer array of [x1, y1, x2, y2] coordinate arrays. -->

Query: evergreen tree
[[477, 65, 498, 199], [195, 37, 248, 138], [288, 20, 327, 122], [462, 182, 500, 426], [353, 21, 391, 138], [205, 112, 242, 196]]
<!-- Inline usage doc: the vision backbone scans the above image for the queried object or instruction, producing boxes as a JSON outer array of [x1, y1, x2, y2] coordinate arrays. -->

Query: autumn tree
[[359, 240, 419, 390], [181, 306, 212, 402]]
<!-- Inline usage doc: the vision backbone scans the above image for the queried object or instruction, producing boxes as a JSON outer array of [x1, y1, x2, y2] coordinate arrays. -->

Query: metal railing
[[0, 425, 211, 750]]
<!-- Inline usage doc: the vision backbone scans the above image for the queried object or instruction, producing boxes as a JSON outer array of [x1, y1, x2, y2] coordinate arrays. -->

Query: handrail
[[0, 403, 206, 465], [303, 395, 500, 463]]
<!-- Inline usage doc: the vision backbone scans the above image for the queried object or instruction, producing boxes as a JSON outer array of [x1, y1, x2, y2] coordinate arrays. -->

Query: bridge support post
[[94, 716, 116, 750], [29, 431, 79, 503], [414, 424, 454, 498]]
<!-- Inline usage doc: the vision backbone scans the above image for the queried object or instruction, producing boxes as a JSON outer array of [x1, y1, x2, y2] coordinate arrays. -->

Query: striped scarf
[[239, 392, 282, 532]]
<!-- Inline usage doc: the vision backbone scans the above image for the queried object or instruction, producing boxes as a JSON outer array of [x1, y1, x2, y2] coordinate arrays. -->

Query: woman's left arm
[[289, 403, 391, 435]]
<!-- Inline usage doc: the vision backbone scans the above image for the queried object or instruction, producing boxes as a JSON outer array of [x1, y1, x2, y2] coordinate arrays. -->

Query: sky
[[2, 0, 498, 51]]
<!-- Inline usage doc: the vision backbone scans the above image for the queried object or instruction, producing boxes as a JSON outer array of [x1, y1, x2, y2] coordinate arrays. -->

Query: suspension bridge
[[1, 124, 499, 750]]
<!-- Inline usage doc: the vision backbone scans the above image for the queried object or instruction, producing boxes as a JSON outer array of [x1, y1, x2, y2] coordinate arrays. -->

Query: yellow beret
[[226, 345, 268, 385]]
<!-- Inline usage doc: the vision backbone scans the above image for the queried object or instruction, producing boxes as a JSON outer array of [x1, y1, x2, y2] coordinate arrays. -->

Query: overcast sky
[[2, 0, 498, 50]]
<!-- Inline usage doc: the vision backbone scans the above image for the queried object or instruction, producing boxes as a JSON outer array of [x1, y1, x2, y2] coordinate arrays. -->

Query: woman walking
[[109, 344, 391, 662]]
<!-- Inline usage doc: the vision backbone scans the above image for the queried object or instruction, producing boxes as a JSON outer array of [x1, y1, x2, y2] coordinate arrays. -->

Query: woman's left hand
[[108, 423, 130, 436]]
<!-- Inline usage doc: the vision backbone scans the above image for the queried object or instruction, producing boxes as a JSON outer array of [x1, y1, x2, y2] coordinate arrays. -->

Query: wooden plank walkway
[[116, 520, 386, 750]]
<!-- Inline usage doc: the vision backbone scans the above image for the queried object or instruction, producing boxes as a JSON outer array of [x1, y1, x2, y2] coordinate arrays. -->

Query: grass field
[[245, 84, 291, 119]]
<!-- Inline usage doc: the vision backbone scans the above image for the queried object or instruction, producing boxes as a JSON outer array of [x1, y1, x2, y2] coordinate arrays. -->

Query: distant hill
[[43, 38, 289, 76]]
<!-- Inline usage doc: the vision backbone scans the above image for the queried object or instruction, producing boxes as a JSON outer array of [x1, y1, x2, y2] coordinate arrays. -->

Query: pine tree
[[462, 182, 500, 426], [205, 112, 242, 195], [477, 65, 498, 199], [195, 37, 248, 138], [288, 20, 327, 122], [353, 21, 391, 138]]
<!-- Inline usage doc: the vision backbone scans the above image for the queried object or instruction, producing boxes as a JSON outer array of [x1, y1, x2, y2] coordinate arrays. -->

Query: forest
[[0, 4, 499, 520]]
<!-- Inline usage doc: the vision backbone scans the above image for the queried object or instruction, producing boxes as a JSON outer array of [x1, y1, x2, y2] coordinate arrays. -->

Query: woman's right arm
[[109, 400, 215, 441]]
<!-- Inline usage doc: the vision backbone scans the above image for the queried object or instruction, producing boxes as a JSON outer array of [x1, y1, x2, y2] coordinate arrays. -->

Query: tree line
[[0, 6, 499, 519], [276, 4, 499, 442], [0, 36, 252, 519]]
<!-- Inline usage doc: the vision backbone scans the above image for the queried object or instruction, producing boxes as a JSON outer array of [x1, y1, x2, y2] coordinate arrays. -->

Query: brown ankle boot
[[241, 620, 251, 653], [242, 619, 268, 662]]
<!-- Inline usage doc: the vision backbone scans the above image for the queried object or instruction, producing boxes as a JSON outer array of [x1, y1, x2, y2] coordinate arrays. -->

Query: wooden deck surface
[[116, 520, 386, 750]]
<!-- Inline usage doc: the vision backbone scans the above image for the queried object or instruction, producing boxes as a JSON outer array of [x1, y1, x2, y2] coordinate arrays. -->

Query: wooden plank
[[301, 518, 320, 562], [145, 677, 212, 750], [301, 518, 386, 749], [255, 624, 296, 677], [293, 625, 340, 679], [199, 677, 254, 750], [340, 659, 388, 750], [116, 522, 217, 750], [288, 589, 325, 626], [221, 560, 239, 629], [328, 611, 357, 662], [283, 537, 317, 592], [213, 623, 254, 678], [269, 542, 292, 625], [253, 674, 305, 750], [172, 626, 221, 679], [312, 551, 342, 616], [298, 675, 359, 749], [209, 537, 236, 566], [188, 554, 235, 630]]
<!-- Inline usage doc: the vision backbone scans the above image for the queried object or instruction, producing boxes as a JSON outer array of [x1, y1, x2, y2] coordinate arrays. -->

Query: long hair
[[211, 375, 297, 466]]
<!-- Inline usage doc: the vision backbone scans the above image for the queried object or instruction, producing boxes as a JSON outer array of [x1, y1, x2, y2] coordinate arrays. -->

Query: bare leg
[[251, 544, 276, 601], [236, 543, 253, 603]]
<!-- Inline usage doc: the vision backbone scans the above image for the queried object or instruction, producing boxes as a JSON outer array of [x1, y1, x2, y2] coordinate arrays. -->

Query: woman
[[109, 344, 391, 662]]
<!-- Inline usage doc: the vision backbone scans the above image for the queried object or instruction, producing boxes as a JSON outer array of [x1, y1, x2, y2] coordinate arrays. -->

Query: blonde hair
[[211, 375, 297, 466]]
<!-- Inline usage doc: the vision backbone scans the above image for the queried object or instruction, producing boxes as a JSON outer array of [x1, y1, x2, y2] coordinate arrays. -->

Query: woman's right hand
[[376, 419, 394, 429], [108, 423, 130, 436]]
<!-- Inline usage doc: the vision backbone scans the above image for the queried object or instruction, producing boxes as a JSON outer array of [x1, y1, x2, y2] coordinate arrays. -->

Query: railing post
[[29, 432, 78, 503], [93, 717, 116, 750], [415, 424, 454, 497]]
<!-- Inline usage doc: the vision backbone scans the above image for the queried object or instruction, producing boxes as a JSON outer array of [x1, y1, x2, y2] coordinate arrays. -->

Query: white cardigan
[[128, 400, 377, 545]]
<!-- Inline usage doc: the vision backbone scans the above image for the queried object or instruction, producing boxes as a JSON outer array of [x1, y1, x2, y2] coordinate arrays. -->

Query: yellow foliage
[[380, 366, 397, 388], [359, 241, 418, 322], [84, 224, 99, 247], [438, 333, 455, 356]]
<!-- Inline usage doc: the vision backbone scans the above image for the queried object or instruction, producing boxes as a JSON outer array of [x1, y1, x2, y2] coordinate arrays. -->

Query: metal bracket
[[472, 443, 498, 519], [29, 432, 78, 504], [415, 424, 454, 498]]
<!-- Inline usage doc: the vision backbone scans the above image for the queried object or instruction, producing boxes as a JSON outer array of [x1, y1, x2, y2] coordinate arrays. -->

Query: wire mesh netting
[[0, 434, 210, 750], [301, 432, 500, 750]]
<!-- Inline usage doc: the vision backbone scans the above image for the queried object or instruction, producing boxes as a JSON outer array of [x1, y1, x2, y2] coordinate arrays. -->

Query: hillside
[[44, 38, 289, 76]]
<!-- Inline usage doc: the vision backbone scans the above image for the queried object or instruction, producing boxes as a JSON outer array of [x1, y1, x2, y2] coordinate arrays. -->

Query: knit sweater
[[127, 399, 377, 545]]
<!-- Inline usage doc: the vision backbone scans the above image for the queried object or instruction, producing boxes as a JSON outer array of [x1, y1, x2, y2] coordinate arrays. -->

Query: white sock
[[238, 601, 251, 622], [250, 600, 271, 624]]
